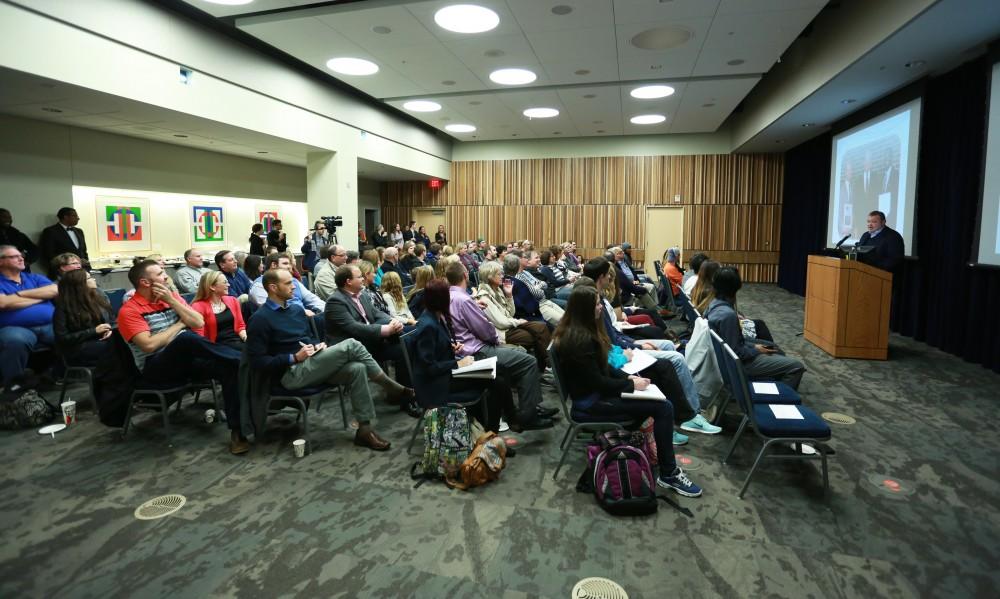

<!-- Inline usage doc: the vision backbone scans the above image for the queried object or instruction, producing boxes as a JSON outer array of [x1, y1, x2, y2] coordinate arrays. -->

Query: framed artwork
[[191, 203, 226, 245], [256, 205, 281, 233], [96, 196, 150, 253]]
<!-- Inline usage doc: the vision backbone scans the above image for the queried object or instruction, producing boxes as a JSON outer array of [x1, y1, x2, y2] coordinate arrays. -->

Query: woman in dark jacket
[[248, 223, 266, 256], [408, 279, 517, 434], [52, 269, 115, 367], [371, 224, 390, 249], [553, 286, 702, 497]]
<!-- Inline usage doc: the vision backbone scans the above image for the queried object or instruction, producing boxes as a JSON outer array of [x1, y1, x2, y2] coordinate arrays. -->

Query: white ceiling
[[181, 0, 828, 141]]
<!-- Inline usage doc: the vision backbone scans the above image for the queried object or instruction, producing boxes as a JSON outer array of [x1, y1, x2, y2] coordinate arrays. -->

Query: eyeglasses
[[0, 254, 22, 260]]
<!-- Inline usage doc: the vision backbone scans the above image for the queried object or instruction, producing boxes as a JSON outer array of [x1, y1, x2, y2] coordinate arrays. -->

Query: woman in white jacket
[[473, 260, 551, 371]]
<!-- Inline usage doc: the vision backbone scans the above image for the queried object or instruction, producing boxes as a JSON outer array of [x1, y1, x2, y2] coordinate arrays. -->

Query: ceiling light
[[434, 5, 500, 34], [575, 69, 591, 76], [802, 122, 815, 128], [484, 49, 505, 57], [441, 80, 456, 86], [326, 57, 379, 76], [551, 5, 573, 15], [631, 26, 692, 50], [523, 108, 559, 118], [403, 100, 442, 112], [446, 124, 476, 133], [204, 0, 253, 5], [630, 114, 666, 125], [631, 85, 675, 99], [727, 59, 745, 66], [841, 98, 856, 104], [372, 26, 392, 34], [490, 68, 536, 85]]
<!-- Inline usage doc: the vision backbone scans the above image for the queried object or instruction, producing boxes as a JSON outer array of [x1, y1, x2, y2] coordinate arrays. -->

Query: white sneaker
[[498, 419, 510, 433], [680, 414, 722, 435]]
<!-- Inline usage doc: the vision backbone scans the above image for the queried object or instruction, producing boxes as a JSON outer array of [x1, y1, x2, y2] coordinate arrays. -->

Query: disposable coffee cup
[[204, 409, 216, 424], [292, 438, 306, 458], [61, 400, 77, 426]]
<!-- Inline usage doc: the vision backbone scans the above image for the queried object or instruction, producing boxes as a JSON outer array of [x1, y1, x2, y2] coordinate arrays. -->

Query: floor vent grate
[[134, 494, 187, 520], [572, 577, 628, 599]]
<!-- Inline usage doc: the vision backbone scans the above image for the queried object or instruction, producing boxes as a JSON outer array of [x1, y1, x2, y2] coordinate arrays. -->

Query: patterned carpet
[[1, 284, 998, 598]]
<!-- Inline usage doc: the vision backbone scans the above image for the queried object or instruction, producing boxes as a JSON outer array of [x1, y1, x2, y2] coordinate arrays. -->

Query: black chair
[[675, 288, 699, 323], [180, 292, 195, 304], [264, 383, 327, 454], [57, 355, 94, 408], [717, 338, 831, 498], [105, 288, 127, 317], [548, 345, 636, 480], [399, 330, 487, 455], [121, 380, 196, 445]]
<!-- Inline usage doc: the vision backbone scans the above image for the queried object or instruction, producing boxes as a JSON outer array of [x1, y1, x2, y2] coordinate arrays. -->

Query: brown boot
[[230, 431, 250, 455], [371, 372, 415, 402]]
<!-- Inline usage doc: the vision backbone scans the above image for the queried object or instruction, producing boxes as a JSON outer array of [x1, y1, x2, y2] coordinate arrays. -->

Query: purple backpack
[[587, 431, 658, 516]]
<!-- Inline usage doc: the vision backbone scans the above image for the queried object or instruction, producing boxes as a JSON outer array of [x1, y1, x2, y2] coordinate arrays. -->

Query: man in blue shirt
[[0, 245, 57, 386], [248, 253, 324, 315], [247, 268, 410, 451], [215, 250, 252, 298]]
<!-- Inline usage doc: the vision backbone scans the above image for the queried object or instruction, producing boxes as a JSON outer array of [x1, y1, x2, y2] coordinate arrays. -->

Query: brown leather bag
[[445, 431, 507, 491]]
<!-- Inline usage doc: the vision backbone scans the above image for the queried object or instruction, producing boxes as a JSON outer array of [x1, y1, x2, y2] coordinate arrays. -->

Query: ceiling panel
[[612, 0, 721, 24], [615, 18, 714, 80], [507, 0, 614, 33]]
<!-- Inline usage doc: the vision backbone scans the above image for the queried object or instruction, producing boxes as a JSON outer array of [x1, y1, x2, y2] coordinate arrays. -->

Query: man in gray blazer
[[324, 264, 411, 387]]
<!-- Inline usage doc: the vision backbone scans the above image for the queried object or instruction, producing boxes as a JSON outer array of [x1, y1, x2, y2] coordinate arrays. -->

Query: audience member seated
[[381, 246, 412, 286], [560, 241, 582, 273], [406, 265, 434, 319], [325, 265, 415, 411], [356, 260, 388, 315], [690, 260, 719, 315], [472, 260, 551, 371], [190, 271, 246, 351], [117, 260, 244, 453], [174, 248, 211, 294], [540, 247, 575, 300], [705, 267, 805, 390], [410, 279, 517, 434], [682, 253, 709, 297], [216, 250, 253, 299], [401, 243, 426, 274], [509, 252, 565, 327], [458, 244, 478, 274], [445, 261, 555, 430], [525, 250, 568, 309], [613, 246, 657, 310], [553, 286, 702, 497], [313, 244, 347, 301], [371, 224, 390, 249], [249, 253, 324, 315], [380, 271, 417, 325], [602, 268, 669, 338], [663, 247, 684, 298], [243, 254, 263, 285], [248, 269, 410, 451], [49, 252, 83, 281], [53, 269, 114, 367], [0, 245, 57, 389]]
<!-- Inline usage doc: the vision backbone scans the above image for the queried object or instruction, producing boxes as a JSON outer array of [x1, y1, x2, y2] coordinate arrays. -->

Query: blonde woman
[[190, 271, 247, 350], [406, 265, 435, 319], [472, 260, 550, 370], [380, 271, 416, 325], [357, 260, 391, 316]]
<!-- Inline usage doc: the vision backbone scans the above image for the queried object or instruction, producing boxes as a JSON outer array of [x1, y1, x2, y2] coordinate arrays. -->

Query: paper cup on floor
[[61, 401, 77, 425], [292, 439, 306, 458]]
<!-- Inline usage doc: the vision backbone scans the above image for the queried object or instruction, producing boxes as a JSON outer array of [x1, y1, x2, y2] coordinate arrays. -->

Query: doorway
[[364, 209, 378, 239], [644, 207, 684, 270], [413, 208, 447, 243]]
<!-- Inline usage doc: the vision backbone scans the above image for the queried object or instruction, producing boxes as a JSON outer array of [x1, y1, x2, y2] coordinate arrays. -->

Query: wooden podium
[[804, 255, 892, 360]]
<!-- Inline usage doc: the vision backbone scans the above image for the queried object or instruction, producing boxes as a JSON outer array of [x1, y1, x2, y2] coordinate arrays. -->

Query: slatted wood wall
[[380, 154, 784, 282]]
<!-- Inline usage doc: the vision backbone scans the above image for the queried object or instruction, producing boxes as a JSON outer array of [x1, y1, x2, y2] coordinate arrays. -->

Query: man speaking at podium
[[857, 211, 904, 273]]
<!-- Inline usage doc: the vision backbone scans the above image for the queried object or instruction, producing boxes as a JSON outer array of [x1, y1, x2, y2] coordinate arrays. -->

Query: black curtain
[[779, 56, 1000, 373]]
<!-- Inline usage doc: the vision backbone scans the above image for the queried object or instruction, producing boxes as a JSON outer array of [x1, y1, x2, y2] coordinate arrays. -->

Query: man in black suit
[[39, 207, 88, 270], [325, 263, 413, 390], [0, 209, 38, 270], [857, 211, 904, 273]]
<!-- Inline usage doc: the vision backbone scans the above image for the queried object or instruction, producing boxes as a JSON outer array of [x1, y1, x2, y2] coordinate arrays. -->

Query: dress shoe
[[353, 428, 391, 451], [508, 417, 555, 433], [536, 405, 560, 419], [400, 399, 424, 418], [229, 431, 250, 455]]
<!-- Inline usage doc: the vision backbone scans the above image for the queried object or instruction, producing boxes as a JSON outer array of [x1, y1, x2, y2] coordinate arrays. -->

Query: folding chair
[[707, 329, 801, 425], [121, 380, 193, 445], [265, 383, 326, 454], [399, 330, 488, 455], [717, 340, 831, 498], [548, 345, 636, 480]]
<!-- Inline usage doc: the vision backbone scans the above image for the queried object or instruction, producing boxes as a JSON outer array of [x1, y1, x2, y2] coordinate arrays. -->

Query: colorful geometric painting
[[258, 210, 280, 233], [96, 196, 150, 253], [192, 205, 225, 244]]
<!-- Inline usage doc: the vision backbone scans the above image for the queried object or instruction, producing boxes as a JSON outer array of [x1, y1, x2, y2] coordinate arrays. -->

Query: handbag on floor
[[0, 390, 56, 430], [445, 431, 507, 491]]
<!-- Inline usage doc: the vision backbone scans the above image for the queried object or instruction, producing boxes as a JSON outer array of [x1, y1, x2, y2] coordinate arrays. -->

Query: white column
[[307, 150, 357, 250]]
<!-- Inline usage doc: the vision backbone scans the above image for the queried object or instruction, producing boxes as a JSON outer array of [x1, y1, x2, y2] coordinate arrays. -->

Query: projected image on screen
[[828, 99, 921, 255], [977, 62, 1000, 266]]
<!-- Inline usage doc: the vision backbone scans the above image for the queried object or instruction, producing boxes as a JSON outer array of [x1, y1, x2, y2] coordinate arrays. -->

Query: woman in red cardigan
[[191, 271, 246, 351]]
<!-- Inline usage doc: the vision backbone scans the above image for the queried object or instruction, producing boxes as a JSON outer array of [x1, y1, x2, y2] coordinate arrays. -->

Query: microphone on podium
[[834, 234, 851, 250]]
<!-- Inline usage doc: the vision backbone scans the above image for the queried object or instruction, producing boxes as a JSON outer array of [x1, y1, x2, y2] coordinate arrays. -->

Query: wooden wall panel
[[381, 153, 785, 282]]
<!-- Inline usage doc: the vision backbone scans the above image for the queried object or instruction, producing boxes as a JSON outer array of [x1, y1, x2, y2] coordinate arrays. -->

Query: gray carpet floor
[[1, 284, 998, 599]]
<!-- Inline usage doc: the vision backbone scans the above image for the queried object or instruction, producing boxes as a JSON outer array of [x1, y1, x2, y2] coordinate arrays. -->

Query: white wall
[[452, 131, 733, 161], [357, 178, 381, 228]]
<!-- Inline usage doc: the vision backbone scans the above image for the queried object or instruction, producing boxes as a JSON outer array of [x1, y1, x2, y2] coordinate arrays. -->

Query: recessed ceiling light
[[489, 68, 536, 85], [446, 124, 476, 133], [326, 57, 379, 76], [631, 26, 692, 50], [441, 80, 456, 86], [523, 107, 559, 118], [484, 49, 505, 58], [41, 107, 62, 113], [841, 98, 856, 104], [204, 0, 253, 5], [727, 59, 745, 66], [372, 25, 392, 34], [403, 100, 442, 112], [574, 69, 591, 76], [631, 84, 675, 99], [630, 114, 666, 125], [551, 5, 573, 15], [434, 5, 500, 34], [802, 122, 815, 128]]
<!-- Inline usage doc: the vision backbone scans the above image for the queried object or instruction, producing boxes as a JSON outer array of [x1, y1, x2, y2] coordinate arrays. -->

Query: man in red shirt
[[118, 259, 245, 454]]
